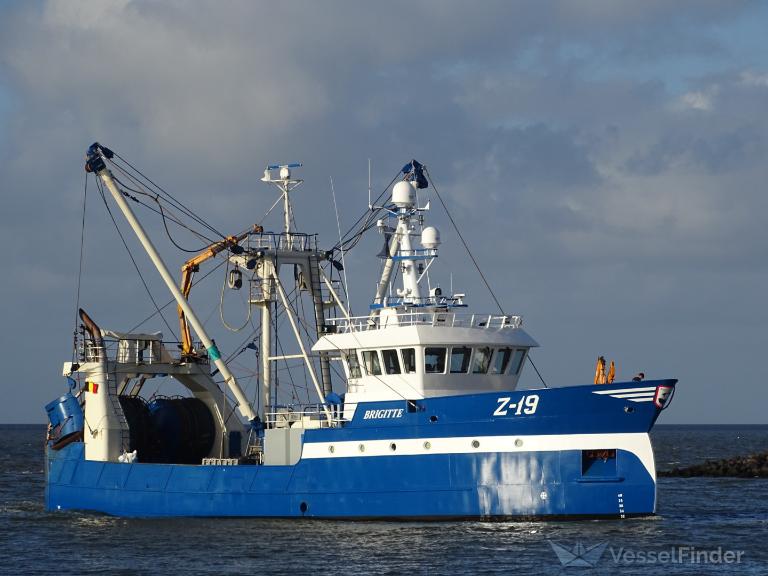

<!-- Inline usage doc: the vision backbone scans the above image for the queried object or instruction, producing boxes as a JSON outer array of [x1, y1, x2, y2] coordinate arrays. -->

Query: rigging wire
[[286, 271, 420, 402], [109, 152, 227, 240], [219, 259, 252, 332], [94, 177, 179, 340], [111, 169, 219, 248], [526, 355, 550, 389], [257, 193, 285, 227], [326, 170, 401, 256], [156, 199, 216, 253], [421, 166, 549, 386], [110, 157, 223, 241], [274, 320, 305, 405], [423, 166, 506, 316], [113, 169, 218, 245], [126, 258, 226, 334], [422, 165, 550, 388], [329, 176, 352, 311], [72, 173, 89, 362]]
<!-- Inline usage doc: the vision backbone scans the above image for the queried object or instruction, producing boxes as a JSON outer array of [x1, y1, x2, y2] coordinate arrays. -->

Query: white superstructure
[[313, 164, 538, 419]]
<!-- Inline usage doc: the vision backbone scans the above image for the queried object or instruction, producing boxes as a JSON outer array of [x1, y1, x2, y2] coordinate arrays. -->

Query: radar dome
[[392, 180, 416, 207], [421, 226, 441, 249]]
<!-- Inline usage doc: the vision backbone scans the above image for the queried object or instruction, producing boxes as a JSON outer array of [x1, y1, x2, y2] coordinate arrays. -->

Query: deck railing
[[325, 311, 522, 333], [245, 231, 319, 253], [265, 403, 342, 429], [78, 336, 206, 365]]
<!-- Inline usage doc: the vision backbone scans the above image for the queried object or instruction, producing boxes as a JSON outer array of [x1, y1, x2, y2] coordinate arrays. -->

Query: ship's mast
[[370, 173, 440, 318], [259, 164, 334, 418]]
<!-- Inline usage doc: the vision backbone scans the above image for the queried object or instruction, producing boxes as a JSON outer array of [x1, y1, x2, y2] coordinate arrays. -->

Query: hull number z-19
[[493, 395, 540, 417]]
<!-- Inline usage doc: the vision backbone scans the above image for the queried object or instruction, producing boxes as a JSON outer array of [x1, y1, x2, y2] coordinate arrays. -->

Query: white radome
[[392, 180, 416, 207], [421, 226, 441, 249]]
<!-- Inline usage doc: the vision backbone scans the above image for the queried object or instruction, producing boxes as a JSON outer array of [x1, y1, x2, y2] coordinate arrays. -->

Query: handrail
[[79, 336, 204, 365], [245, 231, 319, 253], [325, 311, 522, 333], [265, 403, 342, 428]]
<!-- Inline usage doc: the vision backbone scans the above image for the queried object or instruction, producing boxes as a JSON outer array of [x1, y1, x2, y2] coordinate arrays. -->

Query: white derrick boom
[[85, 144, 258, 424]]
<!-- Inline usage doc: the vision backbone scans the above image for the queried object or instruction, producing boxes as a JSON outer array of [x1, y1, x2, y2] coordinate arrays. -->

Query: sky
[[1, 0, 767, 424]]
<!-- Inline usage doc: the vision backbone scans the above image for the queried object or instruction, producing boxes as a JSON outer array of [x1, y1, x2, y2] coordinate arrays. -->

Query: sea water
[[1, 425, 766, 575]]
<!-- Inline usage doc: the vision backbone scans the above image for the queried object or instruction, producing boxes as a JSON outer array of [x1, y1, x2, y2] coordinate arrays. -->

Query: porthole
[[389, 443, 397, 452], [328, 445, 335, 453], [472, 439, 480, 449], [300, 501, 308, 513], [358, 444, 365, 453], [423, 441, 431, 450], [429, 415, 438, 423], [514, 438, 523, 447]]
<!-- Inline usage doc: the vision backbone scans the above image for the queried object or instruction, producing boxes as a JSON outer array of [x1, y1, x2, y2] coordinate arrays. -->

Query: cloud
[[1, 1, 767, 423], [739, 70, 768, 87], [679, 90, 716, 111]]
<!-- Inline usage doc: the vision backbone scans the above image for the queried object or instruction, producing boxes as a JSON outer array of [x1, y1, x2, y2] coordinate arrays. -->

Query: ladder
[[107, 371, 131, 453]]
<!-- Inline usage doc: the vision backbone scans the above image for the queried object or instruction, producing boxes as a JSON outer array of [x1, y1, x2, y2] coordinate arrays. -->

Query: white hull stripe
[[611, 392, 656, 399], [628, 398, 654, 403], [592, 387, 656, 395], [302, 432, 656, 479]]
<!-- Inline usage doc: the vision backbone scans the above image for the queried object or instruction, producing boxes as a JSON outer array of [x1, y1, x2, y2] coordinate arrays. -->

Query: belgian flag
[[85, 381, 99, 394]]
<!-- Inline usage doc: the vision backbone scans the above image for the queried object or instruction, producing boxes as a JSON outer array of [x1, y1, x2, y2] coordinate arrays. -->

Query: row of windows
[[343, 346, 526, 378]]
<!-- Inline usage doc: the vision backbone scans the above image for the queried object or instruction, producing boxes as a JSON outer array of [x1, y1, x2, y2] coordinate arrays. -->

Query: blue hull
[[45, 380, 674, 519]]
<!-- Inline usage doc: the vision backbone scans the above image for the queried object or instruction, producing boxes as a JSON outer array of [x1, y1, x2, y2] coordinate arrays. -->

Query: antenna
[[368, 158, 372, 210], [261, 162, 304, 235]]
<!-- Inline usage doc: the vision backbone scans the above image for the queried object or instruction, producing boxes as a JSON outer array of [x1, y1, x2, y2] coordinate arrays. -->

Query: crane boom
[[84, 142, 259, 424], [178, 227, 261, 356]]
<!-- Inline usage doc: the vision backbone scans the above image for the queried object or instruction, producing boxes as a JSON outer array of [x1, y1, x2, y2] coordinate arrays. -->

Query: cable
[[325, 170, 401, 256], [219, 260, 252, 332], [330, 176, 352, 310], [72, 173, 88, 361], [424, 166, 506, 315], [126, 258, 226, 334], [110, 162, 221, 242], [156, 199, 216, 253], [526, 354, 549, 388], [111, 171, 219, 249], [109, 152, 227, 240], [95, 178, 179, 340]]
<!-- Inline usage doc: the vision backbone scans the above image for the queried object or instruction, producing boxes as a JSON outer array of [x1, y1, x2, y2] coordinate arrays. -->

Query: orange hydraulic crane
[[178, 225, 262, 356], [594, 356, 616, 385]]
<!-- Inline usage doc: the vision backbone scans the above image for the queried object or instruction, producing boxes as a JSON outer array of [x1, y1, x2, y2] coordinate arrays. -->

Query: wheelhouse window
[[362, 350, 382, 376], [472, 347, 492, 374], [424, 347, 447, 374], [382, 349, 401, 375], [510, 348, 526, 375], [401, 348, 417, 374], [450, 347, 471, 373], [491, 348, 512, 375], [344, 349, 362, 378]]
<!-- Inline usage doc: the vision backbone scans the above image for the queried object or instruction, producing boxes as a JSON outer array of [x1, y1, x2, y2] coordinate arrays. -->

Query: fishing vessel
[[44, 143, 676, 519]]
